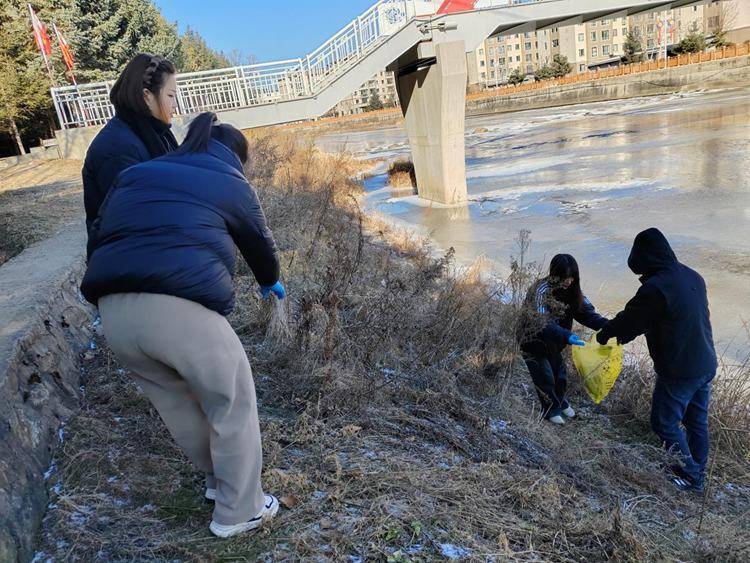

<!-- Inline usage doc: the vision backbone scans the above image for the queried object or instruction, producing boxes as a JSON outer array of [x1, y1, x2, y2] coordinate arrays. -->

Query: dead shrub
[[387, 159, 417, 189]]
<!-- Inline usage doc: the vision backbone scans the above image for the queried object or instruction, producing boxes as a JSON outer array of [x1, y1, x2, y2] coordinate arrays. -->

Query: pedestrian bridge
[[52, 0, 704, 204]]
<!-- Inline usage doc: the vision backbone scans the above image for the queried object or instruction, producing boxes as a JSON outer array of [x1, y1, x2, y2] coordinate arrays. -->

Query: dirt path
[[0, 159, 83, 266]]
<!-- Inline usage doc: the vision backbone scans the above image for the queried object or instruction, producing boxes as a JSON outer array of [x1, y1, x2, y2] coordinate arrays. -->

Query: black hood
[[627, 228, 678, 276]]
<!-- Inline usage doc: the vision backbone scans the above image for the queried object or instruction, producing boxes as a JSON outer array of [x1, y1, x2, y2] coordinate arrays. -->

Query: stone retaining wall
[[0, 226, 93, 562]]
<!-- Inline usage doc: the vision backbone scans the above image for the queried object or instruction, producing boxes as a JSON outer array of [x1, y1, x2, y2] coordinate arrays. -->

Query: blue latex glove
[[568, 334, 586, 347], [261, 281, 286, 300]]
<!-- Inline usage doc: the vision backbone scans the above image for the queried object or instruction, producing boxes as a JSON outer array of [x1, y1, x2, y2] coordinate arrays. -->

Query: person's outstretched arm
[[597, 284, 665, 345], [574, 295, 609, 331], [225, 182, 280, 288]]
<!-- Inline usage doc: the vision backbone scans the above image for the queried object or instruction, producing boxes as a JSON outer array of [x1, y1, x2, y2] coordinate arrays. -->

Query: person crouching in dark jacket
[[597, 228, 717, 492], [521, 254, 608, 425], [82, 112, 284, 538]]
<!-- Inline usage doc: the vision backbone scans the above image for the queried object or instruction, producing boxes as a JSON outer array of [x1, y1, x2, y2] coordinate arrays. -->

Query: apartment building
[[470, 0, 749, 86], [329, 70, 399, 117]]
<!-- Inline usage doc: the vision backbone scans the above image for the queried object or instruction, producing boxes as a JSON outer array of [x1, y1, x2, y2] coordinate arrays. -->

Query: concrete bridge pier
[[394, 40, 468, 205]]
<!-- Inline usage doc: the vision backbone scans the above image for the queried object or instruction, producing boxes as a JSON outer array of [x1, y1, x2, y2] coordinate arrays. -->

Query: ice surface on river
[[317, 88, 750, 358]]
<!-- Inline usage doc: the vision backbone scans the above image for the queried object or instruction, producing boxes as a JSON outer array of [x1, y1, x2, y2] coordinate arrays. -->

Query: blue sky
[[155, 0, 376, 63]]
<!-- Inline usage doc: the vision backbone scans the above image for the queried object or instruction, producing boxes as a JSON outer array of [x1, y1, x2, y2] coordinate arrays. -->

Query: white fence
[[51, 0, 439, 129]]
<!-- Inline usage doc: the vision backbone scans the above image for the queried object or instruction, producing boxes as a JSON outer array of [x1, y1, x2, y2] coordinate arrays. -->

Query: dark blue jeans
[[651, 373, 714, 484], [524, 353, 569, 419]]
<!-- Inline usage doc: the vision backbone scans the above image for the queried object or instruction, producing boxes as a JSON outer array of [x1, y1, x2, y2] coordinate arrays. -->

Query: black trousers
[[524, 353, 569, 419]]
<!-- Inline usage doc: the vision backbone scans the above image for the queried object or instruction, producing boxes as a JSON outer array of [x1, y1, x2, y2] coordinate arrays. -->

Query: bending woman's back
[[82, 112, 279, 315]]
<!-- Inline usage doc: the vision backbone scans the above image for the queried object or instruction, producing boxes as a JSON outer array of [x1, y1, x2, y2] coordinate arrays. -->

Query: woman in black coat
[[82, 53, 179, 233]]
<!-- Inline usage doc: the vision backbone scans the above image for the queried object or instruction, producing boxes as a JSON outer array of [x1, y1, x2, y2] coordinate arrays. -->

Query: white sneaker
[[562, 406, 576, 418], [209, 495, 279, 538], [548, 415, 566, 425], [205, 488, 216, 501]]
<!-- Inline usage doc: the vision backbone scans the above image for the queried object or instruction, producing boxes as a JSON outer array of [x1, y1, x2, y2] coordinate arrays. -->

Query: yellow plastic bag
[[572, 335, 624, 404]]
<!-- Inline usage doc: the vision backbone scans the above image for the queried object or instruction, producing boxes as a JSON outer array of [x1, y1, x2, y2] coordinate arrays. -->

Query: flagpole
[[28, 4, 56, 86], [53, 21, 88, 127]]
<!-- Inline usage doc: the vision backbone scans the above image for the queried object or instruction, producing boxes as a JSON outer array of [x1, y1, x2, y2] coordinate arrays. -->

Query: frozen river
[[317, 88, 750, 358]]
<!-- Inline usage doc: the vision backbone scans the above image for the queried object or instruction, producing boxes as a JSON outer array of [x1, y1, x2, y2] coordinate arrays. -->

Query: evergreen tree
[[181, 27, 229, 72], [508, 67, 526, 86], [550, 54, 572, 77], [674, 25, 707, 54], [533, 64, 553, 82], [623, 31, 644, 63], [365, 91, 384, 111], [0, 1, 60, 153]]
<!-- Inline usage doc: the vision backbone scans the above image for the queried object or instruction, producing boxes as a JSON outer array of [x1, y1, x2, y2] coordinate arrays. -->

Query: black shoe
[[670, 475, 704, 493]]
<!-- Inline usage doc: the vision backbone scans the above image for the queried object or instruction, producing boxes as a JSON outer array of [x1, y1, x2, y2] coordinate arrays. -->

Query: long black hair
[[110, 54, 176, 116], [176, 112, 249, 164], [548, 254, 584, 309]]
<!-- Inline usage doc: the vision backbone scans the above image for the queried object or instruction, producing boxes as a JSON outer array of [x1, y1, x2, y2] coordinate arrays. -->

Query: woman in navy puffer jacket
[[82, 112, 284, 538]]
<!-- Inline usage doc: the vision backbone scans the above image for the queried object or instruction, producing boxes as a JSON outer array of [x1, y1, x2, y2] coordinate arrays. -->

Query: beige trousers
[[99, 293, 265, 525]]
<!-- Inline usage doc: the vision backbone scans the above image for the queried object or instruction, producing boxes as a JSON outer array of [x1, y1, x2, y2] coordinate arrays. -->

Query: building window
[[515, 44, 520, 50], [647, 24, 654, 33], [525, 54, 532, 62], [613, 28, 618, 37], [647, 39, 654, 48], [602, 30, 609, 40], [499, 46, 505, 54], [524, 32, 530, 38], [480, 60, 485, 67], [490, 59, 495, 67], [526, 65, 533, 73], [491, 70, 496, 78], [613, 44, 619, 53], [525, 42, 532, 50], [552, 39, 559, 47], [489, 47, 495, 56], [592, 20, 597, 27], [578, 33, 584, 42], [592, 46, 598, 57], [479, 48, 484, 56], [579, 64, 586, 71], [623, 27, 628, 36], [603, 45, 610, 56], [591, 31, 597, 41], [481, 72, 486, 79], [499, 57, 505, 64], [579, 48, 585, 56], [516, 55, 521, 62]]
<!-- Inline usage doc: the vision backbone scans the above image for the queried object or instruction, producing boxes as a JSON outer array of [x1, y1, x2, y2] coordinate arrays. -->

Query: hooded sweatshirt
[[599, 228, 717, 380]]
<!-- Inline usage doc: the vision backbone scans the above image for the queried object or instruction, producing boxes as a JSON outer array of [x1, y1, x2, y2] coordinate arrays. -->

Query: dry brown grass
[[0, 159, 83, 265], [35, 135, 750, 562], [387, 160, 417, 190]]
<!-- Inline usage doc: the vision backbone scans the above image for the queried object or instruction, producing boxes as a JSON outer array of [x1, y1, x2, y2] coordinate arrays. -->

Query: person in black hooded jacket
[[82, 54, 179, 234], [598, 228, 717, 492], [521, 254, 608, 425]]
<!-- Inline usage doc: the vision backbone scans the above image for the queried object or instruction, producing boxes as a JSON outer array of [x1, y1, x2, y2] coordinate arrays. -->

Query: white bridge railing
[[51, 0, 439, 129]]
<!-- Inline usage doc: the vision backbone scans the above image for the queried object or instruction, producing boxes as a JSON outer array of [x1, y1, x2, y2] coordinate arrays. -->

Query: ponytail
[[177, 112, 249, 164]]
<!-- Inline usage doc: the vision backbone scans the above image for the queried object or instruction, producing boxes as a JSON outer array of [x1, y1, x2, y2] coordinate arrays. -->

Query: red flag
[[28, 4, 52, 58], [53, 23, 75, 71], [437, 0, 476, 14]]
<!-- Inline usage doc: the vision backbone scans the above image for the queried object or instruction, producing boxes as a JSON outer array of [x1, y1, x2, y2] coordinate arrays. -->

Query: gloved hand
[[568, 334, 586, 347], [596, 331, 609, 346], [261, 281, 286, 300]]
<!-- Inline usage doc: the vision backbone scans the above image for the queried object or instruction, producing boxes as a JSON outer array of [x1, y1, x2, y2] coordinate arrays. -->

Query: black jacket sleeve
[[574, 296, 608, 331], [225, 183, 280, 288], [599, 284, 666, 344]]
